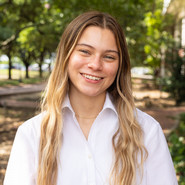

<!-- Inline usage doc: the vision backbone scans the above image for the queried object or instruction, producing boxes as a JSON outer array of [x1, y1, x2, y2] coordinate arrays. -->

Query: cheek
[[69, 54, 88, 72], [106, 64, 119, 78], [68, 54, 77, 67], [68, 56, 80, 76]]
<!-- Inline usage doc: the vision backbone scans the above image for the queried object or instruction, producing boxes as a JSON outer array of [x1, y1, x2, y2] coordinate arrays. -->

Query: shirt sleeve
[[145, 121, 178, 185], [3, 125, 37, 185]]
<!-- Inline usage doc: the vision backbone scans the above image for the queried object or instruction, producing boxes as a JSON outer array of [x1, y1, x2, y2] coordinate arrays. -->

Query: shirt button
[[88, 154, 92, 159]]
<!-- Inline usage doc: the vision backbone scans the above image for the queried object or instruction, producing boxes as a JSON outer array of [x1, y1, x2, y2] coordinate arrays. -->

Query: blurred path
[[0, 83, 46, 108], [132, 77, 185, 134], [144, 107, 185, 134], [0, 83, 46, 97]]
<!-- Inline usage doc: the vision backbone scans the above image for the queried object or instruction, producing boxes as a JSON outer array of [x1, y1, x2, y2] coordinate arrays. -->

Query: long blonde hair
[[38, 11, 147, 185]]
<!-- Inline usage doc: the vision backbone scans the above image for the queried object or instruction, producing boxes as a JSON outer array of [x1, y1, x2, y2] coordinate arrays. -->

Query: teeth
[[83, 74, 101, 81]]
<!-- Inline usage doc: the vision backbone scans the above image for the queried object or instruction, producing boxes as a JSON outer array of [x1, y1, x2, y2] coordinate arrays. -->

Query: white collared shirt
[[4, 93, 178, 185]]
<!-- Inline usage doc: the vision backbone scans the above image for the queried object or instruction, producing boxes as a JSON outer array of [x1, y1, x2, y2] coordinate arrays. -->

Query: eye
[[79, 49, 90, 55], [104, 55, 116, 60]]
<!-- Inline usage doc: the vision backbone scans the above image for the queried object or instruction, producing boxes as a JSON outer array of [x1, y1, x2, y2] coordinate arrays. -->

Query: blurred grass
[[0, 78, 47, 86], [0, 69, 49, 87], [0, 69, 39, 77]]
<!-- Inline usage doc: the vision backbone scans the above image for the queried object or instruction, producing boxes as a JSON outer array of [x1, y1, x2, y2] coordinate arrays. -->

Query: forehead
[[77, 26, 118, 50]]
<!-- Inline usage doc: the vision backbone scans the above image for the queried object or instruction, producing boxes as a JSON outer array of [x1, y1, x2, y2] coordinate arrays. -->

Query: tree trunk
[[48, 63, 51, 73], [7, 53, 12, 80], [25, 63, 29, 78], [39, 50, 45, 78], [39, 63, 42, 78]]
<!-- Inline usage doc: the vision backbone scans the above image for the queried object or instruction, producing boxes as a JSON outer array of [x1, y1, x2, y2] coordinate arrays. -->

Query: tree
[[0, 0, 44, 79], [0, 0, 174, 80], [142, 0, 176, 75]]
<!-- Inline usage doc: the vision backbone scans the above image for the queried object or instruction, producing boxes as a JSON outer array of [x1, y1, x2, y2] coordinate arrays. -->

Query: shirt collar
[[102, 93, 118, 116], [62, 93, 117, 116], [62, 94, 74, 113]]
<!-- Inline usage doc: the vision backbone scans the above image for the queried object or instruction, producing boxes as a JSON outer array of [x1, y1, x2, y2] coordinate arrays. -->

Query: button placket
[[86, 146, 96, 185]]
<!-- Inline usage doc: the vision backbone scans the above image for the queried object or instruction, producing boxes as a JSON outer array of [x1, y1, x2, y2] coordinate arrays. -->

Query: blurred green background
[[0, 0, 185, 184]]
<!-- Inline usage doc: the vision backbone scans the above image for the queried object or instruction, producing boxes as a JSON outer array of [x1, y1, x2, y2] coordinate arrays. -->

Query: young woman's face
[[68, 26, 119, 98]]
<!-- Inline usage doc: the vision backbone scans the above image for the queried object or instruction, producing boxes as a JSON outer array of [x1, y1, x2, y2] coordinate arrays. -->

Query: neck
[[69, 90, 106, 118]]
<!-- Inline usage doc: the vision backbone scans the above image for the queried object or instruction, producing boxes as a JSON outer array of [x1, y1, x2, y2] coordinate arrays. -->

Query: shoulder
[[136, 109, 160, 129], [136, 108, 160, 129], [135, 108, 164, 144]]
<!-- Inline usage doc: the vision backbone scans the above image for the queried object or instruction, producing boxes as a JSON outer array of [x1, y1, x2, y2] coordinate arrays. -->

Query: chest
[[57, 112, 118, 185]]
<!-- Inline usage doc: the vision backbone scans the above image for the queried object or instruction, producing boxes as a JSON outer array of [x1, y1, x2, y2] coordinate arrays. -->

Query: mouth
[[81, 73, 103, 81]]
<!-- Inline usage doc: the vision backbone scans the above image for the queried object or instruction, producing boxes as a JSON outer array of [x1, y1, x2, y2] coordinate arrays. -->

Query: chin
[[81, 90, 106, 97]]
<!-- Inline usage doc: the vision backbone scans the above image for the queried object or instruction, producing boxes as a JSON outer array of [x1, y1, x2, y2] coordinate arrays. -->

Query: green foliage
[[143, 2, 174, 69], [0, 0, 178, 79], [0, 26, 13, 41], [163, 49, 185, 105], [168, 113, 185, 184]]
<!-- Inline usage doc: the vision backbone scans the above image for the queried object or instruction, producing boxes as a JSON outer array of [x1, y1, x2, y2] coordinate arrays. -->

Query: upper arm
[[144, 120, 178, 185], [3, 125, 37, 185]]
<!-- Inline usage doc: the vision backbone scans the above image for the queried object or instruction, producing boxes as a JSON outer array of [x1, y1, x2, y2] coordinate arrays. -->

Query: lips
[[81, 73, 103, 81]]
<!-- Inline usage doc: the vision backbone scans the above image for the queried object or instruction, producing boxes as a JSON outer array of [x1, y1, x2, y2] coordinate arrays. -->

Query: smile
[[82, 73, 102, 81]]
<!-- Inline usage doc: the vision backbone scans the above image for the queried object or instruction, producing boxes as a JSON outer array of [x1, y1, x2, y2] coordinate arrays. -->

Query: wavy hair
[[37, 11, 148, 185]]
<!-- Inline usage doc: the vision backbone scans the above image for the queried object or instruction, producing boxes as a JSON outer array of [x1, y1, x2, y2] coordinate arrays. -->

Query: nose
[[87, 56, 102, 71]]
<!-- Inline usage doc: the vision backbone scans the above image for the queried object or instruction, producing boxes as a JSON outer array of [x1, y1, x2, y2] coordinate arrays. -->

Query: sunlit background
[[0, 0, 185, 184]]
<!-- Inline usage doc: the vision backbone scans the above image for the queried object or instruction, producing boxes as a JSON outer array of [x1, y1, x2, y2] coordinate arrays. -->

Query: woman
[[4, 11, 177, 185]]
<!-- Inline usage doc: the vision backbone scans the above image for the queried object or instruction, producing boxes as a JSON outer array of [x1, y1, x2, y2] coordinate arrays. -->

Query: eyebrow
[[77, 43, 119, 54]]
